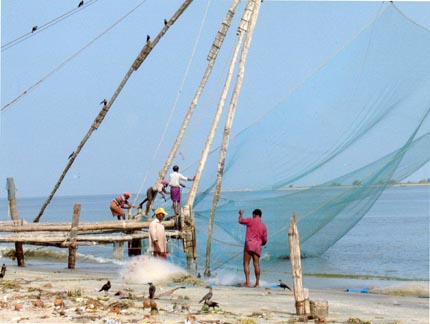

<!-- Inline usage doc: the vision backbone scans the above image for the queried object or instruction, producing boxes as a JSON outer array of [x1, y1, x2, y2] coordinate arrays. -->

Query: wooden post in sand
[[288, 212, 310, 315], [68, 204, 80, 269], [7, 177, 25, 267]]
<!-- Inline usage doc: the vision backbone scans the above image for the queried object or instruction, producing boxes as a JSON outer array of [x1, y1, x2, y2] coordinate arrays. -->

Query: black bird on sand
[[78, 0, 84, 7], [32, 26, 38, 33], [148, 282, 156, 299], [204, 300, 219, 309], [199, 287, 213, 303], [99, 280, 111, 292], [100, 98, 107, 106], [0, 264, 6, 278], [278, 279, 292, 291], [146, 35, 150, 43]]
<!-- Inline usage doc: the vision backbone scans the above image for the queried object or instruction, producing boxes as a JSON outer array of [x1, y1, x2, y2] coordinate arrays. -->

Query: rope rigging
[[1, 0, 99, 52], [1, 0, 147, 113]]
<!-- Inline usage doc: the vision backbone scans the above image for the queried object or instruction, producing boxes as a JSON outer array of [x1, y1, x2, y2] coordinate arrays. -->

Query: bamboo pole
[[34, 0, 194, 223], [0, 219, 176, 232], [0, 231, 182, 244], [288, 213, 309, 315], [157, 0, 240, 182], [7, 177, 25, 267], [204, 0, 261, 277]]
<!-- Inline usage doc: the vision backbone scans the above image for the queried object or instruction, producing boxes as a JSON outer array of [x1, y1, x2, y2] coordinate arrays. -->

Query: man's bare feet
[[241, 282, 251, 287]]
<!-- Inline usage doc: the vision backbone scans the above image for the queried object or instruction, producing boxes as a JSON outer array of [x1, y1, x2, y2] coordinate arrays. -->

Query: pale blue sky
[[1, 0, 429, 198]]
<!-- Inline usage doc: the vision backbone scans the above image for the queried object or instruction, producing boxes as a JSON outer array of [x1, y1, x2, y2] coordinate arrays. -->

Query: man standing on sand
[[169, 165, 195, 215], [149, 207, 169, 259], [238, 208, 267, 288]]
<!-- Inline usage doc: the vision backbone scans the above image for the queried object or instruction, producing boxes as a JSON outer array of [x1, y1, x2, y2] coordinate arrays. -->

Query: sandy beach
[[0, 256, 428, 324]]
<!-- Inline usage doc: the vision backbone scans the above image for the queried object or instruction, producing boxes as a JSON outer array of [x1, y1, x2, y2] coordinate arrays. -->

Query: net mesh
[[183, 4, 430, 270]]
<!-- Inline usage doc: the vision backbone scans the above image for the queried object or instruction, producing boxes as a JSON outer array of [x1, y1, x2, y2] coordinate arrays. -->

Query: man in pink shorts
[[169, 165, 195, 215]]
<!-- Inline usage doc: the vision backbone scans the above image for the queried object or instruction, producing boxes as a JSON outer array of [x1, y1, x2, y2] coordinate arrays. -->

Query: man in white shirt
[[169, 165, 195, 215]]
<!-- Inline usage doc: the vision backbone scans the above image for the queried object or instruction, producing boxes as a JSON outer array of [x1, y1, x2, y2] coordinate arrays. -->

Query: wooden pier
[[2, 177, 190, 269]]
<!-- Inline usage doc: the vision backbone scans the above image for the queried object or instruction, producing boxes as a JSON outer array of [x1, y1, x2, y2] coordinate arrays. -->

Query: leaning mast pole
[[204, 0, 261, 276], [34, 0, 194, 222], [180, 0, 261, 270]]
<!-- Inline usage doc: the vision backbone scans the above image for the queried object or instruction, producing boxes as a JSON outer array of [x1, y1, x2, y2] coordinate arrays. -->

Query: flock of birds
[[94, 278, 292, 312], [0, 266, 291, 315], [30, 0, 170, 44], [97, 280, 220, 310]]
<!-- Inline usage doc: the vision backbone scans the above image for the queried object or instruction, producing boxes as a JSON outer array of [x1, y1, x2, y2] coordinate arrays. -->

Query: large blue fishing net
[[175, 4, 430, 271]]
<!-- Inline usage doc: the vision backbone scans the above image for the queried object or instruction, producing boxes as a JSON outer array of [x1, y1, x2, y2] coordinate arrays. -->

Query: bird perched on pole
[[199, 287, 212, 303], [78, 0, 84, 7], [32, 26, 38, 33], [99, 280, 111, 292], [100, 99, 107, 106], [146, 35, 150, 43], [278, 279, 292, 291], [148, 282, 156, 299]]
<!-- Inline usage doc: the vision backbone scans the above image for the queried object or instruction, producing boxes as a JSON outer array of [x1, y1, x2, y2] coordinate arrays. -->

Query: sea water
[[0, 186, 428, 290]]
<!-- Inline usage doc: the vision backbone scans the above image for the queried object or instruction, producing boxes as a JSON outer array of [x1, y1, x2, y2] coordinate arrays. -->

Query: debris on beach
[[346, 318, 374, 324]]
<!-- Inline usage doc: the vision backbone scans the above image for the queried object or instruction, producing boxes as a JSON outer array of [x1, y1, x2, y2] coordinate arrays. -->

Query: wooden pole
[[7, 177, 25, 267], [0, 219, 176, 232], [288, 212, 309, 315], [68, 204, 80, 269]]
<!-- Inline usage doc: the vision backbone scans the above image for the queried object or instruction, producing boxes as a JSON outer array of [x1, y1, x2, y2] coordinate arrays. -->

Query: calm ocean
[[0, 185, 428, 289]]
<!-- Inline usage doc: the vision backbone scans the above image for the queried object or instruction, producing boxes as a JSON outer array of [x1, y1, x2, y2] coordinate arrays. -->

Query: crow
[[68, 152, 74, 160], [146, 35, 150, 43], [99, 280, 111, 292], [148, 282, 156, 299], [278, 279, 292, 291], [164, 19, 168, 26], [78, 0, 84, 7], [199, 287, 212, 303], [100, 99, 107, 106], [204, 300, 219, 309], [0, 264, 6, 279], [32, 26, 38, 33]]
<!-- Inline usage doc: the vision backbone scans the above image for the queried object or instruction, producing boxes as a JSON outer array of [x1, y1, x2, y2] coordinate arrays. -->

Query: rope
[[1, 0, 99, 52], [1, 0, 147, 113], [133, 0, 213, 204]]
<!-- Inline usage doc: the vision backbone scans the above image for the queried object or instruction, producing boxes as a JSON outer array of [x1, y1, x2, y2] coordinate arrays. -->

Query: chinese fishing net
[[174, 4, 430, 272]]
